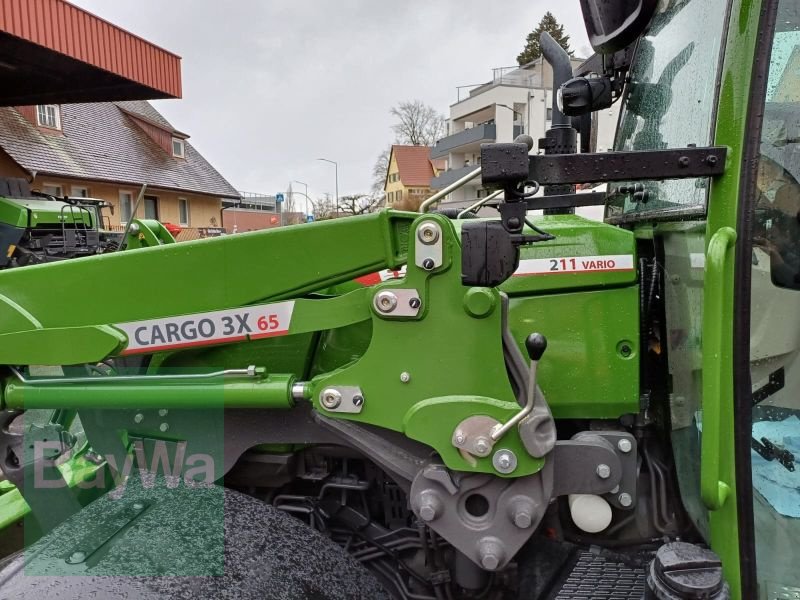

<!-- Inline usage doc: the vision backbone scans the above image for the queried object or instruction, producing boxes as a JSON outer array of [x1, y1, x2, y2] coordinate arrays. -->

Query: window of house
[[178, 198, 189, 226], [119, 191, 133, 223], [41, 184, 62, 197], [70, 186, 89, 198], [144, 196, 159, 220], [36, 105, 61, 130], [396, 190, 402, 202], [546, 107, 553, 121], [172, 138, 185, 158]]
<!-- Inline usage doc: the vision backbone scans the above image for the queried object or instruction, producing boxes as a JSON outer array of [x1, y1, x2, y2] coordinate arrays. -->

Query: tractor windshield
[[607, 0, 730, 222]]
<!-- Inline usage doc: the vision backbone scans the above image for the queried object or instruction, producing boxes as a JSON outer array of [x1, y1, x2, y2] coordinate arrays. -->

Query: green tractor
[[0, 177, 124, 267], [0, 0, 797, 598]]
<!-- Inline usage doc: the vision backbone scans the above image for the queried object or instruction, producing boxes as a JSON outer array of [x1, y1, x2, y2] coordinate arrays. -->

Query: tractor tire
[[0, 474, 391, 600]]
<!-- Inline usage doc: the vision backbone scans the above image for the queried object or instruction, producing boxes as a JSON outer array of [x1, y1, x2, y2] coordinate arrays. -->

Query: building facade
[[384, 145, 445, 210], [0, 100, 239, 240], [431, 59, 620, 208]]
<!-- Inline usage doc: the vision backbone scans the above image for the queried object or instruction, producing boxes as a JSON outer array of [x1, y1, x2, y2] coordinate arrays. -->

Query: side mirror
[[579, 0, 659, 54]]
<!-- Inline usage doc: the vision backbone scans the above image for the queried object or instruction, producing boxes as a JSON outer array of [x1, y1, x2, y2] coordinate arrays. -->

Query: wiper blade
[[752, 436, 796, 472]]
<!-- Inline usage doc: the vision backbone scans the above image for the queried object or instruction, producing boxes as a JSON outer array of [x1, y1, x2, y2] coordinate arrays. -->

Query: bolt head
[[492, 449, 517, 474], [596, 463, 611, 479], [417, 222, 440, 244], [474, 438, 491, 456], [618, 492, 633, 507], [408, 297, 421, 309], [422, 258, 435, 270], [133, 502, 144, 510], [321, 388, 342, 409], [618, 438, 632, 453], [159, 422, 169, 432], [454, 431, 465, 445], [513, 510, 532, 529], [374, 291, 398, 313], [478, 539, 505, 571], [400, 372, 411, 383], [352, 394, 364, 407], [67, 551, 86, 564], [158, 409, 168, 417], [134, 413, 144, 424]]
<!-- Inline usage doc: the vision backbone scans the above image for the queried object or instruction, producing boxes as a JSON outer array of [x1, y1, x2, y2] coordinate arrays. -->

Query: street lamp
[[293, 180, 311, 221], [316, 158, 339, 215]]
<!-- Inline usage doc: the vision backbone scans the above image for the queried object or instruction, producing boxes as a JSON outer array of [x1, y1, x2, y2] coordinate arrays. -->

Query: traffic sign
[[276, 193, 284, 203]]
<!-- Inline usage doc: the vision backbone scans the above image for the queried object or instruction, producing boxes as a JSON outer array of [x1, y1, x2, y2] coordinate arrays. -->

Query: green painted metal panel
[[507, 286, 640, 419], [498, 215, 638, 294]]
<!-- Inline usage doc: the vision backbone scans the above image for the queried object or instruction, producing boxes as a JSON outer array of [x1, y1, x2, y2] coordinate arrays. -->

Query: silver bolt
[[374, 290, 398, 313], [474, 437, 492, 457], [478, 538, 505, 571], [454, 431, 465, 445], [320, 388, 342, 410], [417, 222, 440, 244], [67, 551, 86, 564], [596, 464, 611, 479], [400, 372, 411, 383], [133, 413, 144, 424], [610, 485, 620, 494], [158, 409, 168, 417], [510, 499, 535, 529], [618, 438, 632, 453], [418, 492, 443, 522], [618, 492, 633, 507], [159, 423, 169, 432], [492, 449, 517, 474], [133, 502, 144, 510], [128, 223, 140, 235], [408, 297, 421, 309], [352, 395, 364, 407]]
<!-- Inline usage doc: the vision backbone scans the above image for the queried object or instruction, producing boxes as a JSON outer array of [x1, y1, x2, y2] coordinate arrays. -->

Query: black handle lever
[[525, 333, 547, 362]]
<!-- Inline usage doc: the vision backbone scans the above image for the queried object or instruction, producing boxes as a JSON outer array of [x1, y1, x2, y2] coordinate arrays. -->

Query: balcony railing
[[430, 123, 496, 159], [430, 165, 481, 190]]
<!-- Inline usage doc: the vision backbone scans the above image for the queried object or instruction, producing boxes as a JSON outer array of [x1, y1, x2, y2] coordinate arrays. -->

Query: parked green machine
[[0, 177, 127, 267], [0, 0, 797, 598]]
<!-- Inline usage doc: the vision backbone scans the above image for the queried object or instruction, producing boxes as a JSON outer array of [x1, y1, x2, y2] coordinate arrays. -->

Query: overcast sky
[[71, 0, 591, 201]]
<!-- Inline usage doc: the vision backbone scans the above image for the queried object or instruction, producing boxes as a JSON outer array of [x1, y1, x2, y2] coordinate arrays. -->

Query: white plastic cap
[[568, 494, 613, 533]]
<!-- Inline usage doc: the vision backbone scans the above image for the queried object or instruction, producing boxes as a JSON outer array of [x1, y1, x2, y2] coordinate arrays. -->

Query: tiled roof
[[0, 101, 239, 199], [391, 145, 436, 187]]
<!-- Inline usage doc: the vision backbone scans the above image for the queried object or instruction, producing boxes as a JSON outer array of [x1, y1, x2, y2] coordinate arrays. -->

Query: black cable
[[524, 218, 556, 240]]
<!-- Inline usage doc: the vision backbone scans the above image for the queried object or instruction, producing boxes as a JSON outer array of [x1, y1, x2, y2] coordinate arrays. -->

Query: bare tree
[[390, 100, 446, 146], [310, 194, 338, 221], [338, 193, 384, 216], [372, 147, 391, 192]]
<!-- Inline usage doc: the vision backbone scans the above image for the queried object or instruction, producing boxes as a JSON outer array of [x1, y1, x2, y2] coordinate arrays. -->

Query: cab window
[[607, 0, 730, 221]]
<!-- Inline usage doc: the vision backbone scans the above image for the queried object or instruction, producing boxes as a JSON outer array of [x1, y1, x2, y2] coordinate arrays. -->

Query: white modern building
[[431, 58, 620, 209]]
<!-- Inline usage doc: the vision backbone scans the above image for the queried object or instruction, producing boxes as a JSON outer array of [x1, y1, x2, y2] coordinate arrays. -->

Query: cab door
[[733, 1, 800, 598]]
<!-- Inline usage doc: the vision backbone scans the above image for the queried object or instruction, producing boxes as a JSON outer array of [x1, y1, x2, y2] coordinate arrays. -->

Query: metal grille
[[552, 551, 646, 600]]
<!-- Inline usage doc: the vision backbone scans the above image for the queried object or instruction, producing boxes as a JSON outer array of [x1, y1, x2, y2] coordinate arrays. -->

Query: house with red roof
[[383, 145, 445, 211]]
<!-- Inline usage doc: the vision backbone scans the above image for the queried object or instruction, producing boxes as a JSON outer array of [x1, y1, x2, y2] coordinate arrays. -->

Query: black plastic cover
[[480, 143, 530, 187], [579, 0, 659, 54], [646, 542, 730, 600], [461, 221, 520, 287]]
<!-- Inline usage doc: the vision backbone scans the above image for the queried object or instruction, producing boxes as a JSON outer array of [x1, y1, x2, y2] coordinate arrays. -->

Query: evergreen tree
[[516, 12, 573, 65]]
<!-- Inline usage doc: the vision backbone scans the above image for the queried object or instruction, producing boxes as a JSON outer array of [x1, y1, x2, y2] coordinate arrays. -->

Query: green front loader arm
[[0, 210, 541, 478]]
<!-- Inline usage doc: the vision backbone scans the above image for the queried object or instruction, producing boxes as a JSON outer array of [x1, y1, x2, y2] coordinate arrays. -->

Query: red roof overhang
[[0, 0, 181, 106]]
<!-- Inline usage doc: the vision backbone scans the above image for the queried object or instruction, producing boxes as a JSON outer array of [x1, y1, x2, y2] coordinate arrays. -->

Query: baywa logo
[[31, 439, 216, 490]]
